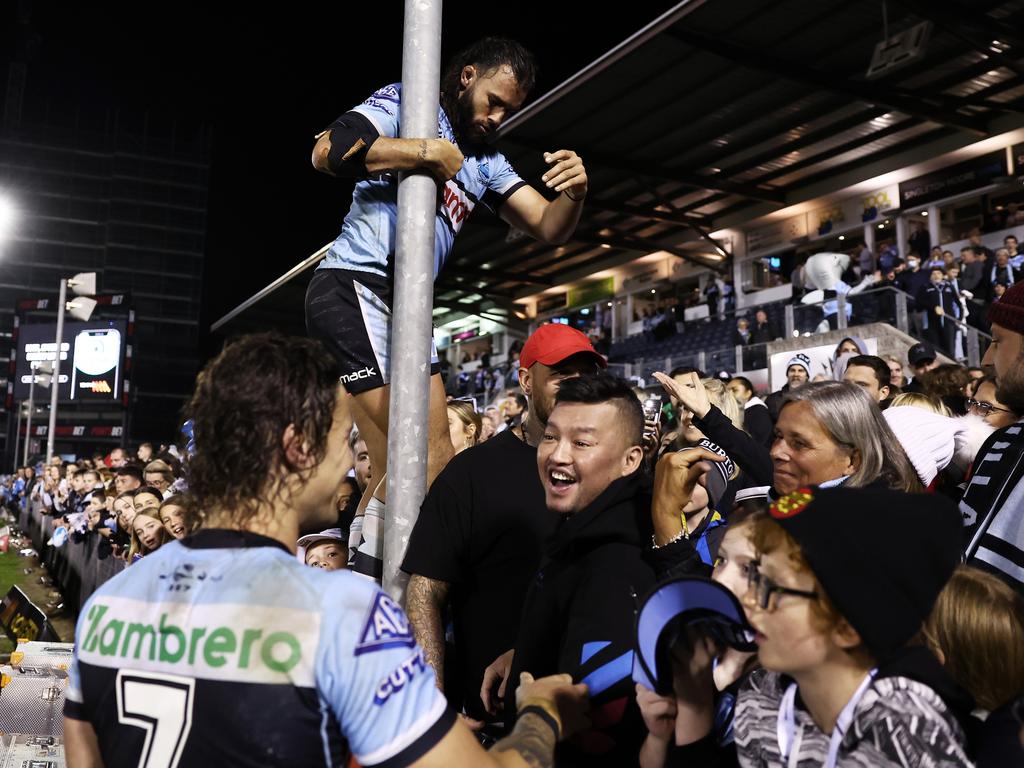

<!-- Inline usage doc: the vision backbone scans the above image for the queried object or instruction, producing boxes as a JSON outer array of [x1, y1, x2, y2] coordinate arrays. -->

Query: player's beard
[[444, 84, 491, 154]]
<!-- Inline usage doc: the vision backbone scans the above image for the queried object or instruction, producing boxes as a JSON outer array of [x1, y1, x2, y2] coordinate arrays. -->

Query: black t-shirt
[[402, 430, 554, 720]]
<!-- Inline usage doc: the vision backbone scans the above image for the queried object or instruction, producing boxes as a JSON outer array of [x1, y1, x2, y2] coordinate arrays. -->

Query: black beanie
[[768, 486, 961, 662]]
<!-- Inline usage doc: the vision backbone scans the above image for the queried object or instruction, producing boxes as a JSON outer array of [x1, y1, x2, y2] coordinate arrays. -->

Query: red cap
[[519, 323, 607, 370]]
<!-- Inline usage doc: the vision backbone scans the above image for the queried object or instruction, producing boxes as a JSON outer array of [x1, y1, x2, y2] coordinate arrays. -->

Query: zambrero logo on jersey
[[77, 598, 318, 686], [355, 592, 415, 656]]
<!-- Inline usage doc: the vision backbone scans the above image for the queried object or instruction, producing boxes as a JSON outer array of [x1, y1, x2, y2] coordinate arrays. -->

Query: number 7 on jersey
[[116, 670, 196, 768]]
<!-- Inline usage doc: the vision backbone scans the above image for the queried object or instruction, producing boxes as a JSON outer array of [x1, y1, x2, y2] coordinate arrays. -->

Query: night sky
[[5, 0, 680, 346]]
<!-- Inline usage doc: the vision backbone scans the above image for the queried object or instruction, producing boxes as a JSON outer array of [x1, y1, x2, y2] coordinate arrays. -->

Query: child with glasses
[[734, 486, 975, 767]]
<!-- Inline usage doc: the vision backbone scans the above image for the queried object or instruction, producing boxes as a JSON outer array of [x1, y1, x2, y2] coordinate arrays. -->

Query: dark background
[[2, 0, 679, 347]]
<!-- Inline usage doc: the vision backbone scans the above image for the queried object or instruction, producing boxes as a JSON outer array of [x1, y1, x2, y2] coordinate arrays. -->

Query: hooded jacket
[[830, 336, 869, 381], [505, 471, 658, 767], [734, 646, 976, 767]]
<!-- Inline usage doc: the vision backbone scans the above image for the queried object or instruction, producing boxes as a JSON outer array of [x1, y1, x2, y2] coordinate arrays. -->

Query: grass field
[[0, 548, 28, 594], [0, 544, 77, 646], [0, 549, 26, 657]]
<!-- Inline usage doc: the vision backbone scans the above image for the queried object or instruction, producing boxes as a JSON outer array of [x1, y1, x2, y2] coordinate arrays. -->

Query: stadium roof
[[213, 0, 1024, 336]]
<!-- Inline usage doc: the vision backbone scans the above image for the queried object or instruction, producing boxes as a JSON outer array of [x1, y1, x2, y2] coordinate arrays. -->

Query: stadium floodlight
[[0, 195, 15, 239], [69, 271, 97, 297], [67, 296, 97, 322]]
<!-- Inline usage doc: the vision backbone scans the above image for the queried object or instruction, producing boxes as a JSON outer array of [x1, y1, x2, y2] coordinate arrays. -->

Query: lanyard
[[776, 670, 877, 768]]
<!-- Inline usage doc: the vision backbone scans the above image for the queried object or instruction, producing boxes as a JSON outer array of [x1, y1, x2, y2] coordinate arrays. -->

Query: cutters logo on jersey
[[354, 592, 415, 656], [374, 648, 428, 705]]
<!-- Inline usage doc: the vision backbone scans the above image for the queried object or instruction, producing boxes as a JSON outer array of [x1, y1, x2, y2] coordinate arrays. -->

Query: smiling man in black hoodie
[[501, 373, 658, 767]]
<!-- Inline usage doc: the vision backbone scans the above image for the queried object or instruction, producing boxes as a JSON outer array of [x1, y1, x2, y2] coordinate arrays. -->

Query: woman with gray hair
[[656, 375, 921, 496], [773, 381, 921, 494]]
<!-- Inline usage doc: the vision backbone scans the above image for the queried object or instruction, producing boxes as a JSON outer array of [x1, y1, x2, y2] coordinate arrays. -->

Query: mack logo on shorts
[[77, 597, 318, 686], [341, 366, 377, 384], [355, 592, 415, 656]]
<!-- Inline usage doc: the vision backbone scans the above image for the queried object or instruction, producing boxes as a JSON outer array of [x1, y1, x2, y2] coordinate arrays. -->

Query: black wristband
[[518, 704, 561, 740]]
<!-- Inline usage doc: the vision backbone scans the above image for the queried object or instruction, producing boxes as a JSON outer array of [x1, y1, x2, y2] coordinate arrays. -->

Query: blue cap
[[633, 577, 755, 695]]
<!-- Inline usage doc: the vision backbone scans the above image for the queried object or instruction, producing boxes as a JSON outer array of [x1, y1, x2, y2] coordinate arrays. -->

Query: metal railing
[[610, 285, 993, 379]]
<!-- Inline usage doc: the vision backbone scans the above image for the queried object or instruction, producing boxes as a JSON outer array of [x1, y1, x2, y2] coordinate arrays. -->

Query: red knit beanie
[[989, 281, 1024, 334]]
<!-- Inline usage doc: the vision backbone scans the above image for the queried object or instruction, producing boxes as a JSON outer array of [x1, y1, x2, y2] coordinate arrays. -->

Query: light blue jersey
[[64, 529, 454, 767], [319, 84, 527, 280]]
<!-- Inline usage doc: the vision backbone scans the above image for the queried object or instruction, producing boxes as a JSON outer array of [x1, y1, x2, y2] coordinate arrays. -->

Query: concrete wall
[[765, 321, 955, 390]]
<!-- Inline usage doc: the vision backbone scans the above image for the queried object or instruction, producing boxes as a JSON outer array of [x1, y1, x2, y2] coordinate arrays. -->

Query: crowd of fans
[[17, 283, 1018, 768], [5, 443, 201, 565], [12, 279, 1024, 768], [396, 284, 1024, 766], [782, 229, 1024, 356], [7, 290, 1023, 767]]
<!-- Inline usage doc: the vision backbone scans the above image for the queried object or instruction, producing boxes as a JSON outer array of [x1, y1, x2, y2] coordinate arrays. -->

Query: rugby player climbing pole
[[383, 0, 443, 601]]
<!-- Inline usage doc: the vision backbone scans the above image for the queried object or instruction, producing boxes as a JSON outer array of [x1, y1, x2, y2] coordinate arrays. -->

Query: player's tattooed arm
[[359, 137, 463, 180], [491, 711, 557, 768], [405, 574, 450, 690]]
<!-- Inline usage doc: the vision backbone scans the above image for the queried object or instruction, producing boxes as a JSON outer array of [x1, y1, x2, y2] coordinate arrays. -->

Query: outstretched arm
[[413, 673, 590, 768], [500, 150, 588, 245]]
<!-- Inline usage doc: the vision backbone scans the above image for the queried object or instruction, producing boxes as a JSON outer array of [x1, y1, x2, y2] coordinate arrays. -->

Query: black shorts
[[305, 268, 440, 395]]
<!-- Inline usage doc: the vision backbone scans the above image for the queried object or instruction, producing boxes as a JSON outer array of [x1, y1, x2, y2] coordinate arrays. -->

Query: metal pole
[[895, 291, 909, 333], [927, 205, 940, 249], [863, 222, 875, 255], [784, 304, 795, 338], [895, 215, 908, 261], [383, 0, 443, 601], [837, 294, 848, 330], [24, 370, 34, 466], [967, 326, 981, 368], [46, 279, 67, 464], [13, 402, 22, 473]]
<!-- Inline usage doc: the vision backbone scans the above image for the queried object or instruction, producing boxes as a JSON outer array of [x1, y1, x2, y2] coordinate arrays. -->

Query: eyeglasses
[[966, 398, 1013, 416], [747, 561, 818, 611]]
